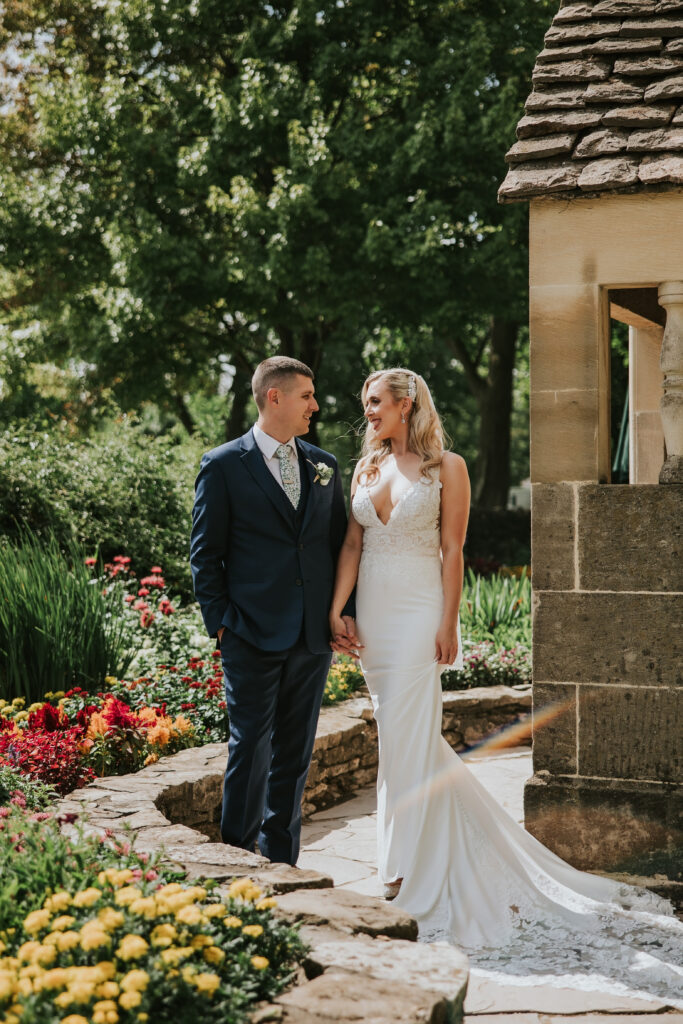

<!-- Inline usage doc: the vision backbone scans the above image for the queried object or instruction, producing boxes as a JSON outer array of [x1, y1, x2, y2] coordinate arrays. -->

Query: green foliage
[[323, 655, 365, 706], [460, 569, 531, 647], [0, 531, 133, 703], [0, 424, 199, 598], [0, 0, 552, 495], [0, 765, 57, 809]]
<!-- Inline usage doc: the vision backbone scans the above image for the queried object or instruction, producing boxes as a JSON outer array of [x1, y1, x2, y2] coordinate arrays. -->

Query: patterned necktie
[[276, 443, 301, 508]]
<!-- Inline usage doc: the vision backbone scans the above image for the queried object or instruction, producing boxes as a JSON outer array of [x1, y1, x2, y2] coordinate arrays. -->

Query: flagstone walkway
[[299, 747, 683, 1024]]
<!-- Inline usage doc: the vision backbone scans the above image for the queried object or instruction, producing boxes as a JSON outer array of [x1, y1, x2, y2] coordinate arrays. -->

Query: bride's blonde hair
[[358, 368, 447, 484]]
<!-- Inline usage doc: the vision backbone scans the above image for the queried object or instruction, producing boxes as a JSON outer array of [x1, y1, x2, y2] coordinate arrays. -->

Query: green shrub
[[460, 569, 531, 647], [0, 424, 201, 599], [0, 765, 57, 809], [442, 641, 531, 691], [0, 531, 133, 702]]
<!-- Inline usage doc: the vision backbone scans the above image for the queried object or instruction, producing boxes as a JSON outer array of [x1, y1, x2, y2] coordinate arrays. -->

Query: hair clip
[[407, 375, 417, 400]]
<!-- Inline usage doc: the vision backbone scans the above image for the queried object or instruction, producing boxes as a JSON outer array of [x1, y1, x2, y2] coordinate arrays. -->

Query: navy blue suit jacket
[[190, 428, 353, 655]]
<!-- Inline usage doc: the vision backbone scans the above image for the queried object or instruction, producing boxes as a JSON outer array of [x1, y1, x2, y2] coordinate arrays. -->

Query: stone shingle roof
[[498, 0, 683, 202]]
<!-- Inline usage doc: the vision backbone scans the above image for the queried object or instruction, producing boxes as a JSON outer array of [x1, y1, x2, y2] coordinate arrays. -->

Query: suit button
[[295, 578, 303, 586]]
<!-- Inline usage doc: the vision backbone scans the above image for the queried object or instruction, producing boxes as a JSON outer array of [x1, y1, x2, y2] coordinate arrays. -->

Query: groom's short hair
[[252, 356, 314, 410]]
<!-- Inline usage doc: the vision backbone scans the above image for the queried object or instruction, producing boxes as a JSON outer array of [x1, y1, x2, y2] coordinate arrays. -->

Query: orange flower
[[87, 712, 108, 739]]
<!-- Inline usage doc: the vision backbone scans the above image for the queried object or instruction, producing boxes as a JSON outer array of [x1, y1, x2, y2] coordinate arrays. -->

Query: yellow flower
[[116, 935, 149, 961], [62, 1016, 90, 1024], [190, 934, 213, 949], [0, 975, 15, 1000], [128, 898, 157, 919], [137, 1015, 149, 1022], [242, 924, 263, 938], [203, 946, 225, 966], [11, 698, 25, 708], [73, 887, 102, 908], [16, 976, 33, 996], [23, 909, 52, 934], [94, 963, 116, 982], [143, 753, 159, 766], [227, 878, 253, 898], [93, 1009, 119, 1024], [56, 931, 81, 952], [251, 956, 269, 970], [51, 914, 76, 931], [193, 972, 220, 995], [119, 989, 142, 1009], [223, 916, 242, 929], [79, 926, 111, 951], [157, 883, 183, 896], [159, 947, 193, 966], [97, 980, 120, 998], [203, 904, 227, 919], [175, 905, 202, 926], [38, 967, 68, 990], [97, 908, 125, 931], [120, 970, 149, 992], [114, 886, 143, 907], [150, 923, 176, 948], [44, 891, 72, 913], [255, 897, 277, 911], [98, 868, 133, 888], [93, 998, 119, 1019], [66, 980, 96, 1004], [164, 891, 196, 913]]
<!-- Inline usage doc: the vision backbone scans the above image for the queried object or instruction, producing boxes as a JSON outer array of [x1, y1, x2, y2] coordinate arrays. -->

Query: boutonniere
[[307, 459, 334, 486]]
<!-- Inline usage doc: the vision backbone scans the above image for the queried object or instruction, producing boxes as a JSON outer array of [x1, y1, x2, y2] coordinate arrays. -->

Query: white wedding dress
[[353, 468, 683, 1005]]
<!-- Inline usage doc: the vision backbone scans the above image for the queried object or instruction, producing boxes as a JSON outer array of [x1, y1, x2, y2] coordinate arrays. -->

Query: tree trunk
[[174, 391, 196, 435], [225, 367, 252, 441], [472, 318, 519, 509]]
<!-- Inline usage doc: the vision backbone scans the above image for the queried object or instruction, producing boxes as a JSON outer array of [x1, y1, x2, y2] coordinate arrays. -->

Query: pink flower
[[84, 557, 96, 567], [133, 599, 148, 611], [0, 807, 10, 819], [10, 792, 27, 808], [114, 556, 131, 565], [138, 588, 150, 597], [140, 610, 155, 629], [145, 869, 158, 882], [125, 595, 135, 605], [150, 566, 162, 574]]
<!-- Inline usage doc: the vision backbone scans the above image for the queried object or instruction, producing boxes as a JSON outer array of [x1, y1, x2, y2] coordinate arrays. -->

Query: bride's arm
[[330, 467, 364, 652], [436, 452, 471, 665]]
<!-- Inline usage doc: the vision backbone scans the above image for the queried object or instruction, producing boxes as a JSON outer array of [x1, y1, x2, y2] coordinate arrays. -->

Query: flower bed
[[0, 801, 304, 1024], [442, 641, 531, 691]]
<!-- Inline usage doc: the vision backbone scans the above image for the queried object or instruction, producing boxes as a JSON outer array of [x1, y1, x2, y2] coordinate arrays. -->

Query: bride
[[329, 367, 682, 999]]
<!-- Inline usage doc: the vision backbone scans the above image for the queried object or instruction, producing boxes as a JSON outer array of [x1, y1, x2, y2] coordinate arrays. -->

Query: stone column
[[657, 281, 683, 484], [628, 326, 664, 485]]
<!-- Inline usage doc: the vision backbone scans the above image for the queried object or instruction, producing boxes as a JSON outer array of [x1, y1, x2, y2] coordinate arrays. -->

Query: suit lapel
[[298, 440, 320, 536], [240, 429, 296, 531]]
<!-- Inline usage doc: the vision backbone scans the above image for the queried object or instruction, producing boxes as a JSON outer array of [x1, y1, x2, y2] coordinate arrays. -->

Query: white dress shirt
[[253, 424, 301, 493]]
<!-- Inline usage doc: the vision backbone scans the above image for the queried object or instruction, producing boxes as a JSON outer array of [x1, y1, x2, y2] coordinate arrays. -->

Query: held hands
[[435, 621, 459, 667], [329, 614, 363, 660]]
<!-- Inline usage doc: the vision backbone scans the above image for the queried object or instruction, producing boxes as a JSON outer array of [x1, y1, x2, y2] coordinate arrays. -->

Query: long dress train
[[353, 470, 683, 1005]]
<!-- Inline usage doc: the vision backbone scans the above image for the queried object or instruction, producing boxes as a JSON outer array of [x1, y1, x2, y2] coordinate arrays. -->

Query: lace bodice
[[352, 473, 442, 560]]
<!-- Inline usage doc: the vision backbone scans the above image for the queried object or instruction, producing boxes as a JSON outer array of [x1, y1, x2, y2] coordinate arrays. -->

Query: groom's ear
[[266, 387, 279, 406]]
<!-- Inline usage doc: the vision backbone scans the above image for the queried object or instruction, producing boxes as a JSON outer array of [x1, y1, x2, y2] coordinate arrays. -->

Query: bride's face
[[363, 380, 404, 440]]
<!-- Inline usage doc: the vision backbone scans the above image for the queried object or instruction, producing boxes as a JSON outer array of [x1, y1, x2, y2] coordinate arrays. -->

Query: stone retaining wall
[[304, 685, 531, 818]]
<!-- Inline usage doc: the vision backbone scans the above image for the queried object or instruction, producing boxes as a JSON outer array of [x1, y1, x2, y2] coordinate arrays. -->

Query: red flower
[[102, 697, 140, 731], [150, 566, 162, 574], [84, 557, 96, 567], [28, 703, 67, 732], [140, 610, 155, 629], [138, 588, 150, 597], [124, 595, 135, 605], [113, 555, 131, 565], [140, 574, 165, 589]]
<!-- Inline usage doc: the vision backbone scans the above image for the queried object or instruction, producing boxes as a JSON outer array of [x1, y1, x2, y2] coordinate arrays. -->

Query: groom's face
[[276, 374, 319, 437]]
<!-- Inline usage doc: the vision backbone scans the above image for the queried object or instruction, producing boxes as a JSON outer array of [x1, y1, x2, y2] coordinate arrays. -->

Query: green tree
[[0, 0, 551, 504]]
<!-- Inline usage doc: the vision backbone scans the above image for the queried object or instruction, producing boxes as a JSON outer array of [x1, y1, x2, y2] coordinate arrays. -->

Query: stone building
[[498, 0, 682, 894]]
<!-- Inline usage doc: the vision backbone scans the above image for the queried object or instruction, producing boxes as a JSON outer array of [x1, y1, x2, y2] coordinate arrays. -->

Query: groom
[[190, 356, 356, 865]]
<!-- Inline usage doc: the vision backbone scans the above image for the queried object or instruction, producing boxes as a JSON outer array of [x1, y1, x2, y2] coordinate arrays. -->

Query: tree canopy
[[0, 0, 553, 505]]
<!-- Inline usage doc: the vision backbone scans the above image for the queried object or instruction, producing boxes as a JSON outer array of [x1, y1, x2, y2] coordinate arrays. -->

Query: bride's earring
[[401, 412, 406, 423]]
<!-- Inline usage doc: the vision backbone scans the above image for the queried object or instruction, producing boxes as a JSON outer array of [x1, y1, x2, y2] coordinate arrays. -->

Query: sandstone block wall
[[527, 482, 682, 881]]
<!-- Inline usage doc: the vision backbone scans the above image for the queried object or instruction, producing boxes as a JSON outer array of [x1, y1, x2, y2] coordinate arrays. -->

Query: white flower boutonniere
[[308, 459, 334, 486]]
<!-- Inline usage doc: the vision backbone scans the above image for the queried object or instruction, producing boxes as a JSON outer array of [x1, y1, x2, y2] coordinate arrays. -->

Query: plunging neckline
[[365, 479, 420, 528]]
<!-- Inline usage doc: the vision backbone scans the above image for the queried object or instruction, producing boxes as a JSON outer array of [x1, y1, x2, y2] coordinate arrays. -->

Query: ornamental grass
[[0, 807, 304, 1024]]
